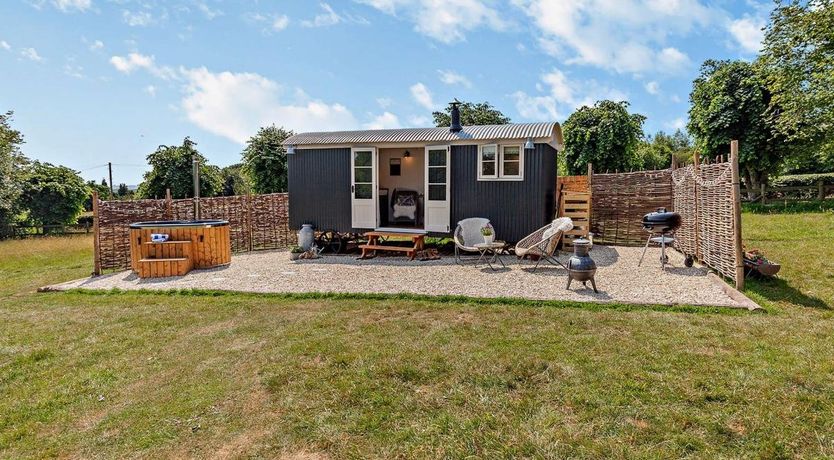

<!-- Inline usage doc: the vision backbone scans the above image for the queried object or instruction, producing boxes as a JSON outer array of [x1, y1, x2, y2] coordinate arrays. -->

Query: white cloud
[[20, 47, 43, 62], [512, 69, 628, 121], [410, 82, 435, 111], [376, 97, 392, 108], [195, 2, 223, 20], [302, 3, 345, 27], [437, 70, 472, 88], [122, 10, 155, 27], [180, 67, 358, 143], [644, 81, 660, 95], [729, 16, 764, 53], [53, 0, 91, 12], [363, 111, 401, 129], [145, 85, 157, 97], [357, 0, 506, 43], [109, 53, 176, 79], [272, 14, 290, 31], [63, 63, 84, 78], [0, 40, 10, 51], [666, 117, 687, 131], [408, 115, 431, 127], [89, 39, 104, 51], [514, 0, 718, 74]]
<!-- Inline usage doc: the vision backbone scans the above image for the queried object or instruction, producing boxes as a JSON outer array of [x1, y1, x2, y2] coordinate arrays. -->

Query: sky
[[0, 0, 772, 185]]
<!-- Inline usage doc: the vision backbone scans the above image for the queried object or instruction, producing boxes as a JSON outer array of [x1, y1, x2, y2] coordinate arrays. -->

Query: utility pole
[[192, 154, 200, 219], [107, 162, 114, 199]]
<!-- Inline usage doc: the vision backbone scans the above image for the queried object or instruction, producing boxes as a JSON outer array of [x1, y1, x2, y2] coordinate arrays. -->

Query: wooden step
[[136, 257, 192, 278]]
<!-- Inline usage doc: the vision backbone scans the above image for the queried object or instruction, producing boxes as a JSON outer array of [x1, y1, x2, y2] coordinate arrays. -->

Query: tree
[[759, 0, 834, 157], [241, 125, 293, 194], [688, 60, 786, 190], [433, 101, 511, 127], [136, 137, 222, 199], [20, 161, 89, 226], [562, 100, 646, 175], [0, 111, 28, 232], [220, 163, 251, 196], [117, 183, 130, 197], [636, 129, 694, 170], [84, 179, 111, 211]]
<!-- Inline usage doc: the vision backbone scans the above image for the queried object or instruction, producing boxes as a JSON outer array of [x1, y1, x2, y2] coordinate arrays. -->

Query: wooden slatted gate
[[559, 191, 591, 250]]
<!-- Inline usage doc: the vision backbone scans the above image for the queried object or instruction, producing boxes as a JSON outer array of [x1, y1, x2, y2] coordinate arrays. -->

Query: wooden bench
[[359, 231, 426, 260]]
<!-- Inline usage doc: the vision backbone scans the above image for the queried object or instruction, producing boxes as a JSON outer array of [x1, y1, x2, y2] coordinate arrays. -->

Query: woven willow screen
[[95, 193, 290, 272], [589, 169, 674, 246], [672, 161, 739, 283]]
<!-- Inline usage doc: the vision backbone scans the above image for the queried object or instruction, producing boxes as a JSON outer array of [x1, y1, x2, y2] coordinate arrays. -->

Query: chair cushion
[[542, 217, 573, 241]]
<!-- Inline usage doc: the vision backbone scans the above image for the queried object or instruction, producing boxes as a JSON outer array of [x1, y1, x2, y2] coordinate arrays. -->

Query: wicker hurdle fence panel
[[590, 169, 673, 246], [97, 199, 169, 270], [671, 159, 740, 285], [95, 193, 291, 272], [198, 195, 251, 253], [696, 162, 738, 282], [250, 193, 291, 250], [671, 166, 698, 258]]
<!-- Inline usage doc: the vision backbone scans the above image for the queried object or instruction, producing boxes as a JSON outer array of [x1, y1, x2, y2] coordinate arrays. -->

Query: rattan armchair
[[515, 217, 574, 271]]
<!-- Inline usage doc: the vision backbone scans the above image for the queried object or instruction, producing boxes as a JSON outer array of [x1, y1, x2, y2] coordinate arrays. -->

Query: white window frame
[[477, 144, 499, 180], [478, 143, 524, 181], [499, 144, 524, 180]]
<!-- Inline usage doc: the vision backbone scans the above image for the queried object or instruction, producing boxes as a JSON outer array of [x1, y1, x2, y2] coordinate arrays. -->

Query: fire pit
[[566, 238, 597, 293]]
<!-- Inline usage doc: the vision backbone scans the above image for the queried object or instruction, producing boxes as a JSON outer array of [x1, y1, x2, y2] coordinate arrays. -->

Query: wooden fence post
[[818, 180, 825, 201], [92, 191, 101, 276], [165, 188, 172, 219], [760, 183, 766, 204], [730, 140, 745, 290]]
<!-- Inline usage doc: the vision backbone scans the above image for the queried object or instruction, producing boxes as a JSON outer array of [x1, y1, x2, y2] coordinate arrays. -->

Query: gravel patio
[[49, 245, 754, 308]]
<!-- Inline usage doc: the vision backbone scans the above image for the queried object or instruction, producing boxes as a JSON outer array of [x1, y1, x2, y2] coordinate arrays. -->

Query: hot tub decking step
[[137, 257, 193, 278]]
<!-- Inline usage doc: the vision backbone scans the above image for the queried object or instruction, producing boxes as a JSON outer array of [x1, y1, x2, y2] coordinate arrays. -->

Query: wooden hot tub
[[129, 220, 231, 278]]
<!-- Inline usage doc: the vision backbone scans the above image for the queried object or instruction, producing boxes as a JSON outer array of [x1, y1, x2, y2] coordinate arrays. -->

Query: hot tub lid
[[129, 219, 229, 229]]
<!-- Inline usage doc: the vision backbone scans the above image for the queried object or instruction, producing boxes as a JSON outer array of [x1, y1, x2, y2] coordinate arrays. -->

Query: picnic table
[[359, 230, 426, 260]]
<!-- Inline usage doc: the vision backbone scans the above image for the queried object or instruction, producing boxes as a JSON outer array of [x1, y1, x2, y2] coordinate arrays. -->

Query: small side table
[[474, 242, 507, 271]]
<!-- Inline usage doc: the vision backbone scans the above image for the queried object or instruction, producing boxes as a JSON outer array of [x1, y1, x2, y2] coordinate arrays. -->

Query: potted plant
[[481, 224, 495, 245], [289, 246, 304, 261]]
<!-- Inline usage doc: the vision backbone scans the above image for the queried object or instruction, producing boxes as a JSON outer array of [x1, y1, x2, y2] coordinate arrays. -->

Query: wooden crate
[[560, 191, 591, 250]]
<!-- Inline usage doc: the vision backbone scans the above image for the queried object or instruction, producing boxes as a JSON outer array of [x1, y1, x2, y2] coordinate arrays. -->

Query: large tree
[[562, 100, 646, 175], [20, 161, 89, 226], [636, 129, 694, 170], [433, 101, 511, 127], [220, 163, 251, 196], [688, 60, 785, 190], [136, 137, 222, 199], [759, 0, 834, 158], [0, 111, 28, 231], [241, 125, 293, 194]]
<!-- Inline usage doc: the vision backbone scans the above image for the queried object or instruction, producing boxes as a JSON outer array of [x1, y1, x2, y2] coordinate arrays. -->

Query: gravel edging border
[[707, 273, 763, 311], [39, 282, 760, 314]]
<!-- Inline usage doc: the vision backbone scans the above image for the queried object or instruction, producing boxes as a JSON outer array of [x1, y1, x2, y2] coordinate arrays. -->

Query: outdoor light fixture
[[403, 150, 411, 158], [524, 137, 535, 150], [287, 144, 296, 154]]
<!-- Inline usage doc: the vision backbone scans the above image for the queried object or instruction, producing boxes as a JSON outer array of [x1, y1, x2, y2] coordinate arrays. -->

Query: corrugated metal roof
[[282, 122, 561, 146]]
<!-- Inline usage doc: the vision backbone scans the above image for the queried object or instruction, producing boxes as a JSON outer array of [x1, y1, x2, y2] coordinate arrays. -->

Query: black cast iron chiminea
[[566, 238, 597, 293]]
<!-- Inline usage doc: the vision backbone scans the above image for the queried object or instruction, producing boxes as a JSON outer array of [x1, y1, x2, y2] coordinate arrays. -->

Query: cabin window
[[478, 144, 524, 181], [478, 144, 498, 180]]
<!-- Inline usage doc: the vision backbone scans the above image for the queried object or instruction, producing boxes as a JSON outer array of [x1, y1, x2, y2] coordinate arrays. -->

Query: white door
[[351, 147, 377, 229], [424, 145, 451, 233]]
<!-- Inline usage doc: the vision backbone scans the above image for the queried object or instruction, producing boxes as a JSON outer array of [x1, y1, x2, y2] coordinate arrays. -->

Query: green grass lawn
[[0, 211, 832, 458]]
